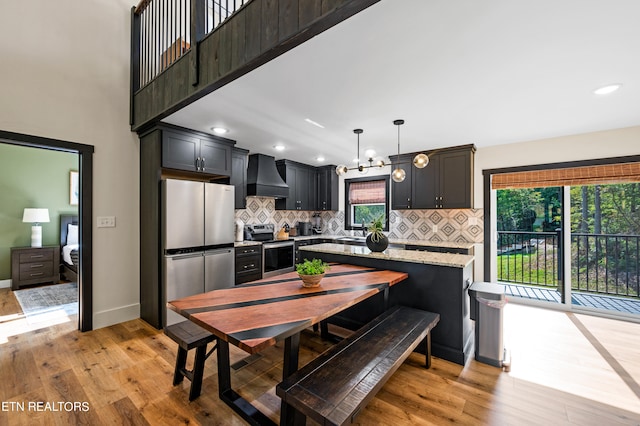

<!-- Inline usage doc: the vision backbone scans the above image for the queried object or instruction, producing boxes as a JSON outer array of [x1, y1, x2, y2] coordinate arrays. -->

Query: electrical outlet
[[97, 216, 116, 228], [468, 217, 478, 226], [432, 225, 438, 233]]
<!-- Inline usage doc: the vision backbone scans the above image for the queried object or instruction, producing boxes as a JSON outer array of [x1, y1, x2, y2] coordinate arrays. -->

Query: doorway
[[0, 129, 93, 331], [484, 156, 640, 321]]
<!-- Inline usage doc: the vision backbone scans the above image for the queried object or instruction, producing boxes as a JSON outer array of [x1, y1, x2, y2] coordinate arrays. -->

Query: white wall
[[0, 0, 140, 328]]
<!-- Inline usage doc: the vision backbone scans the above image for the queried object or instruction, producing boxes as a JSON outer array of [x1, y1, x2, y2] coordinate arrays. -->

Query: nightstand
[[10, 246, 60, 290]]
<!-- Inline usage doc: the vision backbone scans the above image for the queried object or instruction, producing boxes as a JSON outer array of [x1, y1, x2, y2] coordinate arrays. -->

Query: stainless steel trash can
[[469, 282, 507, 367]]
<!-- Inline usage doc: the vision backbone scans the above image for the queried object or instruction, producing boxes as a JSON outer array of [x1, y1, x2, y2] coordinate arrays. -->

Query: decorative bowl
[[299, 272, 325, 288]]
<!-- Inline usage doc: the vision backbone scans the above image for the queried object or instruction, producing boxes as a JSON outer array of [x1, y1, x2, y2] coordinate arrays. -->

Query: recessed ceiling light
[[274, 144, 285, 151], [304, 118, 325, 129], [211, 127, 228, 134], [593, 84, 622, 95], [316, 156, 325, 162]]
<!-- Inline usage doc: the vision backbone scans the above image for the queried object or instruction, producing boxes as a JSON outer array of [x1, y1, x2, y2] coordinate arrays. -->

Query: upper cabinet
[[162, 129, 232, 176], [390, 144, 475, 210], [275, 160, 317, 211], [317, 165, 339, 211], [230, 147, 248, 209]]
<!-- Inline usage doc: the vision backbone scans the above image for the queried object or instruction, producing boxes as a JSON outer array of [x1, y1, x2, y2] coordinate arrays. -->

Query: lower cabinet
[[235, 245, 262, 285]]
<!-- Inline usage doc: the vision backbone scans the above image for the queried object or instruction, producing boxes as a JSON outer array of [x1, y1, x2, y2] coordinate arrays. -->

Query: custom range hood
[[246, 154, 289, 198]]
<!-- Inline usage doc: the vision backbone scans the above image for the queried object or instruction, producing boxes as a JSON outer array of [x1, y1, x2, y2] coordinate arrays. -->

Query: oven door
[[263, 241, 295, 278]]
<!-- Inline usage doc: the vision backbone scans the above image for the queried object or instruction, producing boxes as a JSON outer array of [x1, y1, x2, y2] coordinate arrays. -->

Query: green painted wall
[[0, 143, 78, 280]]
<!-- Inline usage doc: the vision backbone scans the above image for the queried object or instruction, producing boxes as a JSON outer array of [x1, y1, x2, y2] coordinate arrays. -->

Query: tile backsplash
[[235, 197, 483, 243]]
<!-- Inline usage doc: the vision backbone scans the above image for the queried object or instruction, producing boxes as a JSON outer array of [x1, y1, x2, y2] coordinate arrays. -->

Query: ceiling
[[163, 0, 640, 167]]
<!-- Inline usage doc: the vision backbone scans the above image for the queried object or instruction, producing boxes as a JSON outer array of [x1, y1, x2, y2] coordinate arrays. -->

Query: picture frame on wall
[[70, 170, 79, 205]]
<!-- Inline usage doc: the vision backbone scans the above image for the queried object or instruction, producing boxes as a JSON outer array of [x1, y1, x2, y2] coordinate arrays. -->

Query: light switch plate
[[468, 217, 478, 225], [97, 216, 116, 228], [432, 225, 438, 233]]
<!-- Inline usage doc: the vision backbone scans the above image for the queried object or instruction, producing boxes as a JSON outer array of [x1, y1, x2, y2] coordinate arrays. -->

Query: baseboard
[[0, 279, 11, 289], [93, 303, 140, 330]]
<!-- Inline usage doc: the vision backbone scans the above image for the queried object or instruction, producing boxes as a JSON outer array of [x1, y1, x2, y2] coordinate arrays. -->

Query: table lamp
[[22, 208, 50, 247]]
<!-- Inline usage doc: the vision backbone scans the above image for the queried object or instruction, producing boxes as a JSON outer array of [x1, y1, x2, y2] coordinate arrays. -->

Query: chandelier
[[335, 120, 430, 180], [335, 129, 385, 176]]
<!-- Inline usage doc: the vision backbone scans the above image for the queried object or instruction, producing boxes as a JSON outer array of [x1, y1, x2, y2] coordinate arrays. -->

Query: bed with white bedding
[[60, 214, 79, 282]]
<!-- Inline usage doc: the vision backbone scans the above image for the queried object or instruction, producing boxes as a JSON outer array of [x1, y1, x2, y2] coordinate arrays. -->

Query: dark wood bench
[[277, 306, 440, 425], [165, 321, 217, 401]]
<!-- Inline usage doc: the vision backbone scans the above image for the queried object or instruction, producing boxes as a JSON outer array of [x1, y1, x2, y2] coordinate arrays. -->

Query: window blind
[[349, 180, 386, 204], [492, 162, 640, 189]]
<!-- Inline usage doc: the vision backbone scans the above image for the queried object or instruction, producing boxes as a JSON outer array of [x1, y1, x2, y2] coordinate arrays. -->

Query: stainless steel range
[[245, 224, 294, 278]]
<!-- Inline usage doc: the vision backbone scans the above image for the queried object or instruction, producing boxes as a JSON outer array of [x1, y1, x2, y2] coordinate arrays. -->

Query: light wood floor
[[1, 288, 640, 425]]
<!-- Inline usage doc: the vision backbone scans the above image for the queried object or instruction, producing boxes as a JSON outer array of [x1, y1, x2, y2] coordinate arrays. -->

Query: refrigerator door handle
[[165, 252, 204, 260]]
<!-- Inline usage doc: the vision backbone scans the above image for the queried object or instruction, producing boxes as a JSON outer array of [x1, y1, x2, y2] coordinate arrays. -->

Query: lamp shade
[[22, 208, 50, 224]]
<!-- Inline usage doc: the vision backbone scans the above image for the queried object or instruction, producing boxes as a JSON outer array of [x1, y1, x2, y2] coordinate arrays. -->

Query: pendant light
[[336, 128, 377, 176], [391, 119, 406, 183]]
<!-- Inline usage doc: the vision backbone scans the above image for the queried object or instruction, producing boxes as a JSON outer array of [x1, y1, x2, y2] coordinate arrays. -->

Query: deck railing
[[497, 231, 640, 299], [572, 233, 640, 298], [132, 0, 250, 90], [497, 231, 560, 288]]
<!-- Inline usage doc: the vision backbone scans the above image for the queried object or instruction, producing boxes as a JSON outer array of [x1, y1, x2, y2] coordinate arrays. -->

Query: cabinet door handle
[[243, 264, 255, 269], [30, 254, 44, 259], [196, 157, 201, 171], [201, 157, 205, 171], [30, 264, 43, 268], [30, 272, 44, 277]]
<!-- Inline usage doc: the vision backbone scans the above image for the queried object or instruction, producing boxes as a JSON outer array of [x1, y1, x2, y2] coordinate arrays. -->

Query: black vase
[[366, 233, 389, 252]]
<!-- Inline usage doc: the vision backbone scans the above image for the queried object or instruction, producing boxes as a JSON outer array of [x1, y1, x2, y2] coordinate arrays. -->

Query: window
[[344, 176, 390, 231]]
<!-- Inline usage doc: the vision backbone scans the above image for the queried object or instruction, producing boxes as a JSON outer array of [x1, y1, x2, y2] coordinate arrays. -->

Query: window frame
[[344, 175, 390, 232]]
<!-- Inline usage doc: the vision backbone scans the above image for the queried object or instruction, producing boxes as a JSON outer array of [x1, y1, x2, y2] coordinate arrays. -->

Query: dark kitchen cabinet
[[235, 245, 262, 285], [275, 160, 317, 210], [390, 155, 413, 209], [162, 129, 232, 176], [230, 147, 248, 209], [316, 165, 338, 211], [390, 144, 474, 210]]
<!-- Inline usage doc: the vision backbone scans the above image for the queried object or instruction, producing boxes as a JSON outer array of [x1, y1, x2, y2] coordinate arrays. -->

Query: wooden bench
[[165, 321, 217, 401], [277, 306, 440, 426]]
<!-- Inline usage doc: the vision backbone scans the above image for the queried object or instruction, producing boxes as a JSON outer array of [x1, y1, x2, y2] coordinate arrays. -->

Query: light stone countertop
[[300, 243, 474, 268], [291, 234, 475, 250], [234, 241, 262, 248]]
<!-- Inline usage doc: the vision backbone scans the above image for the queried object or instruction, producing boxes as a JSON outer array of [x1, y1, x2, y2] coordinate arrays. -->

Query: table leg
[[281, 333, 305, 426], [216, 340, 275, 425]]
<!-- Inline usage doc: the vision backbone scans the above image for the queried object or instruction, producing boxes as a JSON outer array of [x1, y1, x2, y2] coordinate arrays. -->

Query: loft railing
[[497, 231, 640, 299], [131, 0, 250, 90]]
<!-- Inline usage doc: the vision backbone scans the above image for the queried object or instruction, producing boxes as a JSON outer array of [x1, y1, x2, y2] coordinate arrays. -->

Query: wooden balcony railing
[[132, 0, 250, 90]]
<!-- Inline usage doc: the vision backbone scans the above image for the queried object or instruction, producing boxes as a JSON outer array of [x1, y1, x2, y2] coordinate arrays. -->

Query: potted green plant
[[296, 258, 330, 287], [366, 215, 389, 252]]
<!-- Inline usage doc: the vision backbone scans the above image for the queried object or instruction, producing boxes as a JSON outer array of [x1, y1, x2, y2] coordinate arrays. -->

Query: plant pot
[[366, 233, 389, 252], [299, 272, 325, 288]]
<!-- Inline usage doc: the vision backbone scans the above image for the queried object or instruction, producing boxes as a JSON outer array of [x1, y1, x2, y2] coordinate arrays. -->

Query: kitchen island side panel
[[305, 251, 474, 365]]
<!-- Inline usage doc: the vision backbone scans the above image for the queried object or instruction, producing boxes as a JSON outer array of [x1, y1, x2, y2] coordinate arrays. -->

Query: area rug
[[14, 282, 78, 322]]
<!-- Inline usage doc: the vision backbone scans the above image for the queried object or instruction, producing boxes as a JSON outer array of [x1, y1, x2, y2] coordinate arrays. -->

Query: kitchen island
[[300, 243, 474, 365]]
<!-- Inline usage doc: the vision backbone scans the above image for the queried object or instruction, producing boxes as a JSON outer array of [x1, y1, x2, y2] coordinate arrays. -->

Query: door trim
[[0, 129, 94, 332]]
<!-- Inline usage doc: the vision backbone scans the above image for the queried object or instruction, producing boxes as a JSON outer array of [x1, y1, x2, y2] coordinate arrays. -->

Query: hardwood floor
[[1, 287, 639, 425]]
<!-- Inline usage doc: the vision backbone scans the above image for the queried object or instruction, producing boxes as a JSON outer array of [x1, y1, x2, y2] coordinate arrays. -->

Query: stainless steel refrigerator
[[162, 179, 235, 326]]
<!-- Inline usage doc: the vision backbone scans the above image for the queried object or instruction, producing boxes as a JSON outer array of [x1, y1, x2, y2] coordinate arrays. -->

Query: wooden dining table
[[167, 263, 409, 425]]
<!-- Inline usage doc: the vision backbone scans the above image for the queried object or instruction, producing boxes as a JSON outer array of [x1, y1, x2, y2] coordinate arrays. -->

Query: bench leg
[[173, 347, 188, 386], [425, 332, 432, 369], [189, 344, 207, 401]]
